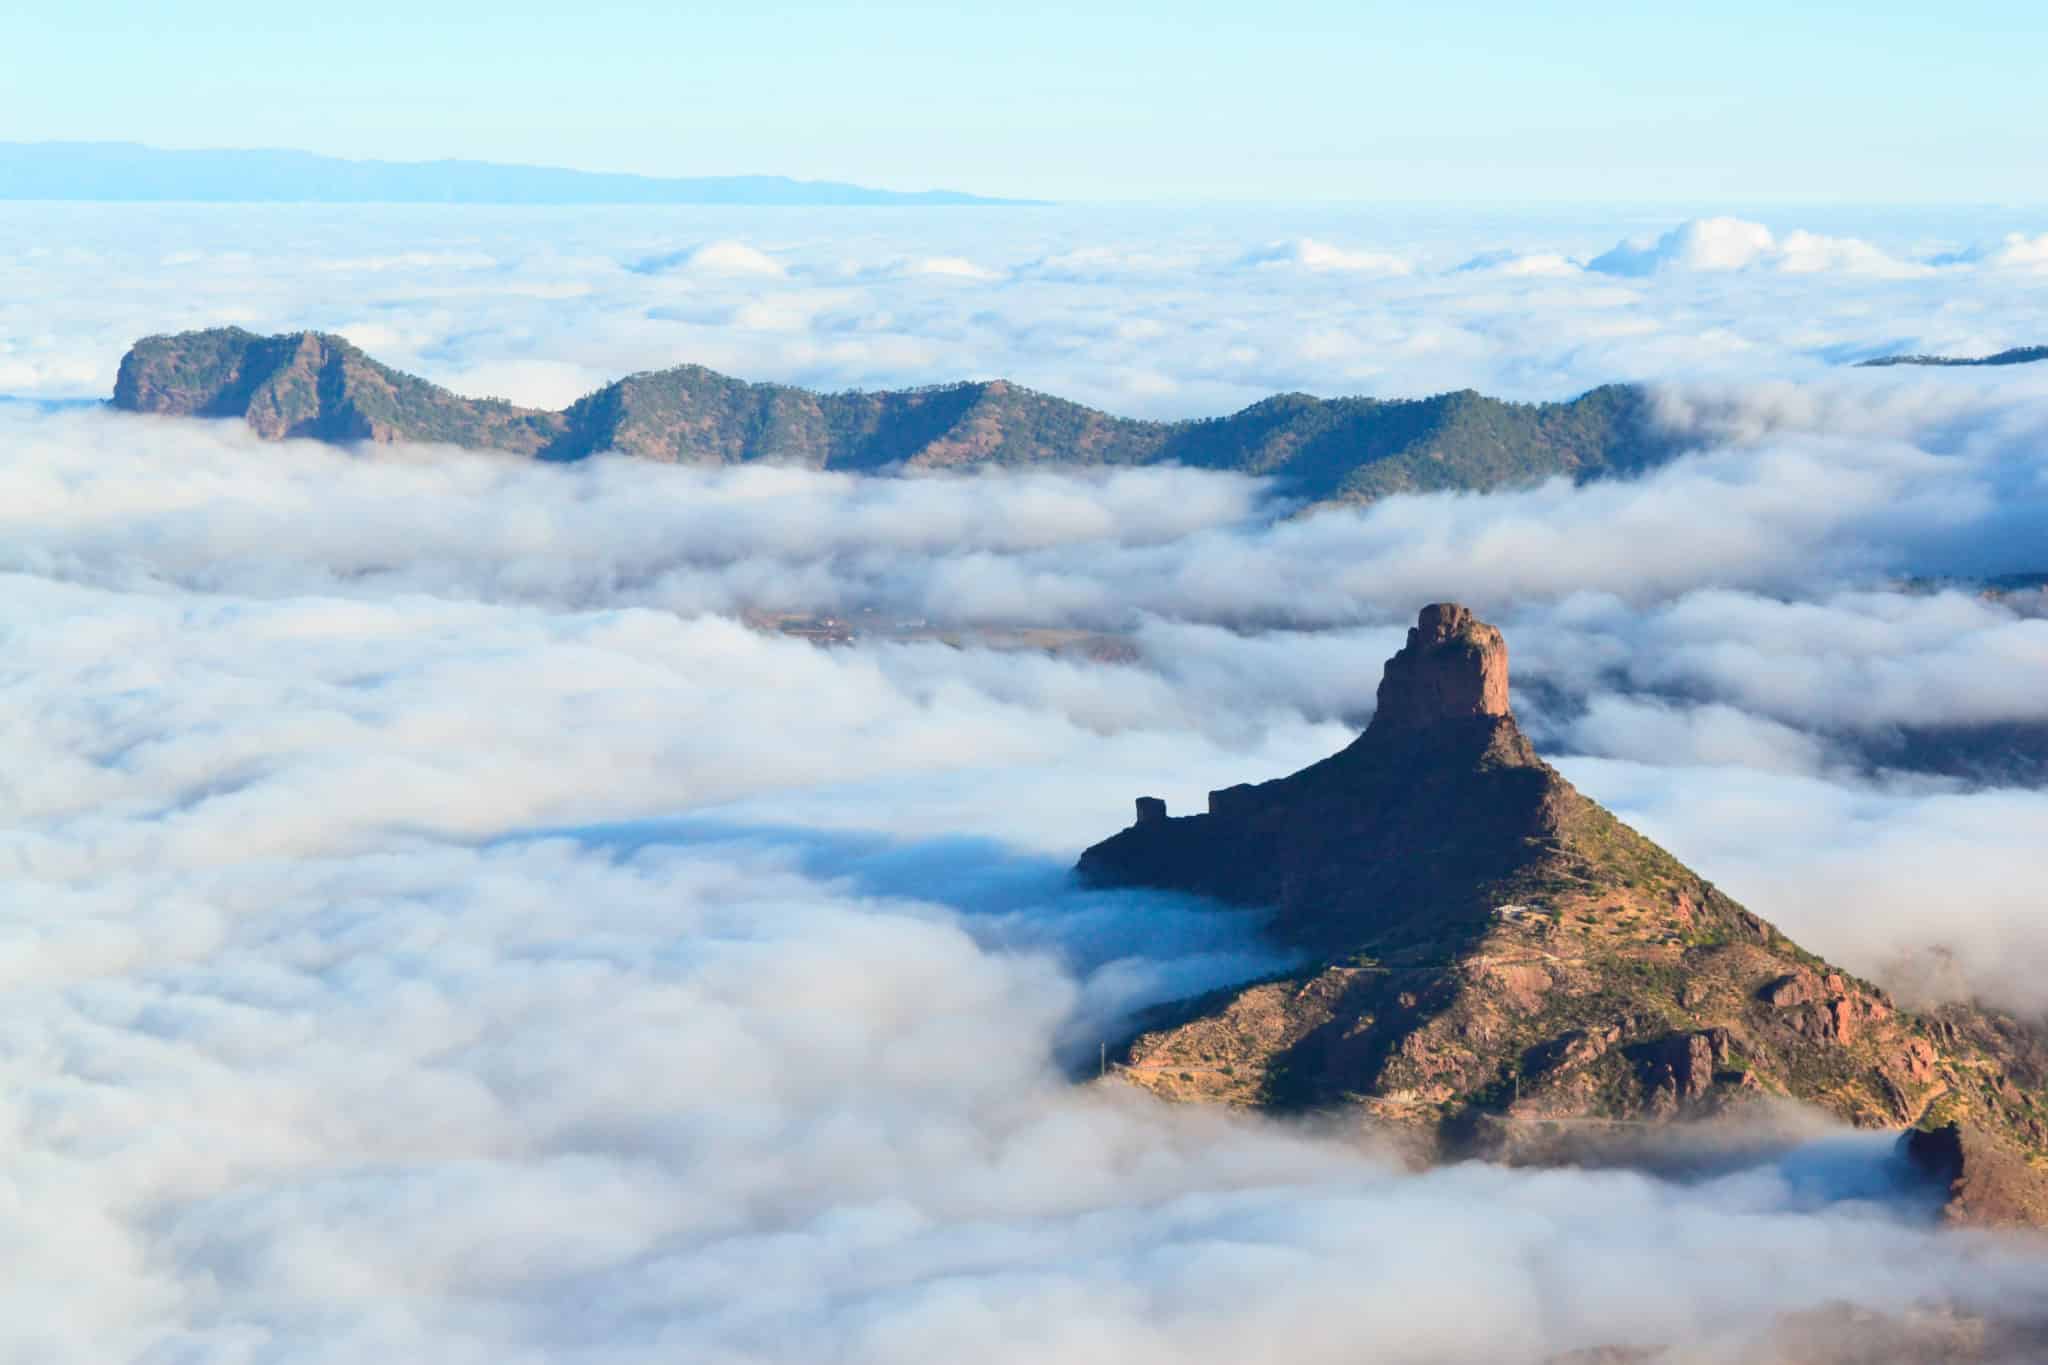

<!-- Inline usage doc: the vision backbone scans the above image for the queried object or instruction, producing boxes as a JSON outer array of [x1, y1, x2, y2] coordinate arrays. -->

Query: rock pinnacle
[[1371, 602, 1511, 731]]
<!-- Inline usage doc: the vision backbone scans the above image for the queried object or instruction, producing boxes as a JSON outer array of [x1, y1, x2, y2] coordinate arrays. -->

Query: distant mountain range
[[1859, 345, 2048, 368], [111, 328, 1680, 506], [0, 142, 1028, 206]]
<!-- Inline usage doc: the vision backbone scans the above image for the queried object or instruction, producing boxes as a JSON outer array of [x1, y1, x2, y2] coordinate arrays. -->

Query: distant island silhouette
[[0, 140, 1033, 206]]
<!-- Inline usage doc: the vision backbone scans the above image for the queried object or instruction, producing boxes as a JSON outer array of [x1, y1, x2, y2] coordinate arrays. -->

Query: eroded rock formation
[[1077, 604, 2048, 1224], [1373, 601, 1510, 727]]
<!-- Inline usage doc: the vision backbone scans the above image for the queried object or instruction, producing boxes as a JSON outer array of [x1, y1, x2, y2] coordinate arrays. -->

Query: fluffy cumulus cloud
[[1235, 236, 1413, 275], [901, 253, 1003, 281], [630, 239, 788, 277], [1936, 232, 2048, 272], [1589, 217, 1933, 279], [7, 206, 2048, 1357]]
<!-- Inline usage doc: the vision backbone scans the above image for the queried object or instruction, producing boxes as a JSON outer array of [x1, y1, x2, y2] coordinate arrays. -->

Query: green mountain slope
[[112, 328, 1681, 506]]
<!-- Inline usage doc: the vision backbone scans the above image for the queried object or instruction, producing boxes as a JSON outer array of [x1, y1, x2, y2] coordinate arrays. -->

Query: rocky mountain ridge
[[110, 328, 1679, 506], [1077, 604, 2048, 1224], [1858, 345, 2048, 368]]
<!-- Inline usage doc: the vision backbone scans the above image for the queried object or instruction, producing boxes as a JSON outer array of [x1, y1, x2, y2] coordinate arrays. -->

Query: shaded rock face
[[1901, 1122, 2048, 1229], [1079, 605, 2048, 1213], [1633, 1029, 1730, 1108], [1078, 602, 1553, 953]]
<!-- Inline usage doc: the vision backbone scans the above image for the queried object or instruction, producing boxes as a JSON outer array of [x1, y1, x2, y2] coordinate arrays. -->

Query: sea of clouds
[[3, 203, 2047, 1359], [5, 201, 2048, 415]]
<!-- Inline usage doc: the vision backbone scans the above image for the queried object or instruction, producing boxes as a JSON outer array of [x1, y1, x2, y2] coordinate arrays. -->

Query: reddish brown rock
[[1373, 602, 1512, 728], [1761, 971, 1822, 1008]]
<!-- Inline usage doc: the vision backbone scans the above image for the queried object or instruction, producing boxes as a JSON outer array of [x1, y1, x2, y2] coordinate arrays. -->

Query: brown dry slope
[[1077, 604, 2048, 1222]]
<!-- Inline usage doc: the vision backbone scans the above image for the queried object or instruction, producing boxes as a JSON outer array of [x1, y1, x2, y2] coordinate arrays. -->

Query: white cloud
[[4, 426, 2047, 1356], [1775, 228, 1935, 278], [311, 249, 499, 272], [1988, 231, 2048, 270], [1237, 237, 1412, 275], [1591, 216, 1780, 275], [905, 254, 1003, 281], [635, 239, 787, 277], [6, 204, 2048, 1354], [1929, 230, 2048, 273], [1451, 249, 1582, 277], [1589, 217, 1932, 279], [6, 203, 2042, 415], [430, 357, 614, 408]]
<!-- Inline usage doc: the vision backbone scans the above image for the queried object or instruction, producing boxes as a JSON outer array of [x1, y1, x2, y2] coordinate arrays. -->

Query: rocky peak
[[1076, 604, 2048, 1221], [1371, 601, 1511, 731], [1900, 1121, 2048, 1228]]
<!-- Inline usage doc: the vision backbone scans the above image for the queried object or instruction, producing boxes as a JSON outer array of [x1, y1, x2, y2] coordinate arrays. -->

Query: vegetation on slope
[[113, 328, 1683, 506], [1858, 345, 2048, 368]]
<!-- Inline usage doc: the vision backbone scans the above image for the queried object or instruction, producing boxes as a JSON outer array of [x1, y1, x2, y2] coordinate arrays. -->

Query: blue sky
[[9, 0, 2047, 200]]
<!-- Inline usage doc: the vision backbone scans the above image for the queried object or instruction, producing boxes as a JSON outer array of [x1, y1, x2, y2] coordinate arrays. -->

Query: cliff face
[[1077, 604, 2048, 1220], [1079, 601, 1564, 955], [114, 329, 568, 451], [109, 328, 1676, 504]]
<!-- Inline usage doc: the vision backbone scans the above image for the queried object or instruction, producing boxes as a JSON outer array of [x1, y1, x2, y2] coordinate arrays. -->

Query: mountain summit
[[109, 328, 1676, 506], [1080, 601, 1567, 954], [1078, 605, 2048, 1218], [1372, 601, 1510, 726]]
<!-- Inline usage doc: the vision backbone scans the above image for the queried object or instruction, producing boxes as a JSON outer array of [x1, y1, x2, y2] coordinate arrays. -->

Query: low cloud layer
[[7, 438, 2048, 1358], [9, 381, 2048, 1022], [5, 203, 2047, 419], [7, 206, 2048, 1357]]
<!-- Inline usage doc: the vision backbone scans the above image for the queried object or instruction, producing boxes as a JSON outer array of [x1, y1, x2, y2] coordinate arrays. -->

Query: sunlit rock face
[[1372, 601, 1511, 729]]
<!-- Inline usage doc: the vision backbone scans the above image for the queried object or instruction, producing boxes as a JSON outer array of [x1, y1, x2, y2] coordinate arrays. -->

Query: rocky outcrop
[[1373, 601, 1510, 727], [1077, 603, 1556, 953], [1901, 1122, 2048, 1230], [113, 328, 566, 452], [109, 329, 1680, 505], [1632, 1029, 1735, 1107], [1079, 605, 2048, 1208]]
